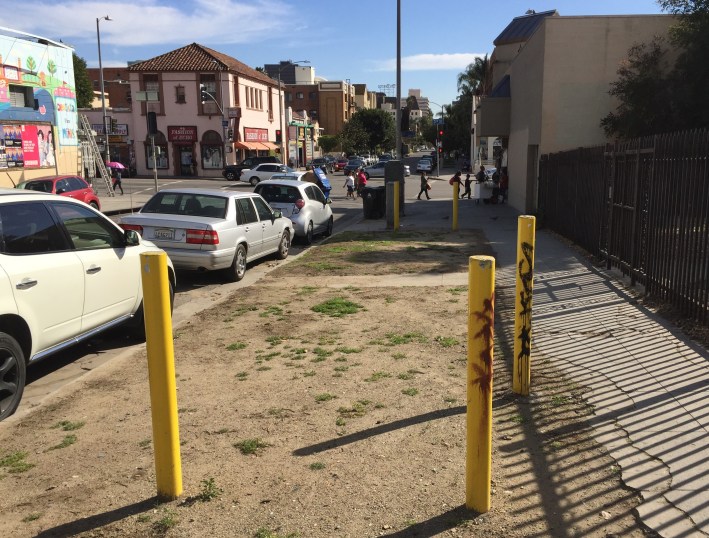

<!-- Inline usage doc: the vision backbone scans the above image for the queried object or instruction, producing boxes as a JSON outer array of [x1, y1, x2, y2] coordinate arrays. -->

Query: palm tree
[[457, 55, 490, 97]]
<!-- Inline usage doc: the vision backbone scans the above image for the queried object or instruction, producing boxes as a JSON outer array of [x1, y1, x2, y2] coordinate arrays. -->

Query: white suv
[[0, 189, 176, 421]]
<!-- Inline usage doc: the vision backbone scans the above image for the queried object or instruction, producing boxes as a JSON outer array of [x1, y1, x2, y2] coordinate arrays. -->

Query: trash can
[[362, 186, 386, 219]]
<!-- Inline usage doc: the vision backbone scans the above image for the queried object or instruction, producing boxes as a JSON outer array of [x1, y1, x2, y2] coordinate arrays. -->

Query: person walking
[[475, 165, 486, 184], [357, 168, 367, 198], [344, 172, 355, 199], [417, 171, 431, 200], [461, 173, 473, 199], [112, 167, 124, 195]]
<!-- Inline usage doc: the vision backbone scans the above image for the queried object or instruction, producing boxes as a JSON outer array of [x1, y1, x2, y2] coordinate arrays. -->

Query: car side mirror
[[56, 188, 66, 194], [125, 229, 140, 246], [272, 210, 282, 219]]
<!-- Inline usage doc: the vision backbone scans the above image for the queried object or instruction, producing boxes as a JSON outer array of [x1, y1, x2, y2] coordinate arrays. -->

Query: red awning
[[261, 141, 278, 151], [234, 141, 262, 150]]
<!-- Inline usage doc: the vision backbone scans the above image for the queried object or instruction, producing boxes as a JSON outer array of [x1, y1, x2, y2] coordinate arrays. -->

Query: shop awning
[[261, 141, 278, 151], [234, 141, 263, 150]]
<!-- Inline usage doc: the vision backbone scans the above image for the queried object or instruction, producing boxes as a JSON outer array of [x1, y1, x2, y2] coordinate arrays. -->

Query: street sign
[[433, 118, 445, 126], [222, 120, 229, 127]]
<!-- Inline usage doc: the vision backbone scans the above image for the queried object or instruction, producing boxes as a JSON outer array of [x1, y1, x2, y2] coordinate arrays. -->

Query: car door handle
[[16, 278, 38, 290], [86, 265, 102, 274]]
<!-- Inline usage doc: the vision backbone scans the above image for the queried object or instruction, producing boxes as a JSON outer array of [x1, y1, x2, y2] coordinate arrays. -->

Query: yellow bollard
[[393, 180, 400, 231], [453, 182, 460, 231], [513, 215, 536, 396], [140, 252, 183, 500], [466, 255, 495, 513]]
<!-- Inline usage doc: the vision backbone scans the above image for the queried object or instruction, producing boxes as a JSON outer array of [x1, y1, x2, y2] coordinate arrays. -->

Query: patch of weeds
[[234, 438, 270, 455], [261, 351, 281, 361], [254, 528, 300, 538], [256, 366, 272, 371], [551, 395, 569, 407], [223, 305, 258, 322], [384, 296, 397, 303], [48, 434, 77, 451], [434, 336, 459, 347], [235, 372, 249, 380], [303, 370, 316, 377], [0, 451, 34, 473], [313, 347, 334, 358], [138, 438, 152, 448], [137, 514, 151, 523], [293, 348, 307, 355], [397, 369, 422, 380], [226, 341, 248, 351], [335, 417, 346, 426], [260, 305, 284, 318], [392, 352, 407, 360], [443, 397, 457, 404], [610, 464, 621, 475], [385, 332, 428, 346], [447, 286, 467, 295], [549, 440, 563, 451], [266, 336, 284, 346], [365, 371, 391, 382], [152, 509, 178, 534], [52, 420, 85, 431], [22, 513, 42, 522], [335, 346, 362, 354], [374, 403, 386, 409], [311, 356, 327, 363], [268, 408, 291, 419], [309, 462, 326, 470], [402, 388, 419, 396], [505, 414, 526, 424], [337, 400, 370, 418], [342, 285, 361, 292], [198, 477, 223, 502], [298, 286, 318, 296], [334, 365, 349, 372], [311, 297, 363, 318], [214, 428, 229, 434], [314, 393, 336, 403], [318, 336, 338, 346], [304, 261, 345, 272], [334, 357, 348, 362]]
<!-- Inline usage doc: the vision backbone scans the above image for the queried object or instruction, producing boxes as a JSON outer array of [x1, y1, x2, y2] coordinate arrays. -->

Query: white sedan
[[362, 161, 411, 179], [119, 189, 294, 282], [240, 163, 295, 186], [416, 159, 433, 173]]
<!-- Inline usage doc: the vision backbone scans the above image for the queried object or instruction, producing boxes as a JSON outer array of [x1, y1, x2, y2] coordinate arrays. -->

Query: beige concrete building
[[477, 11, 674, 212]]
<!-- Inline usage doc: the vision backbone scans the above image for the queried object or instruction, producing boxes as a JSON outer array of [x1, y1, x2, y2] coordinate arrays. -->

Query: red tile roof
[[128, 43, 278, 87]]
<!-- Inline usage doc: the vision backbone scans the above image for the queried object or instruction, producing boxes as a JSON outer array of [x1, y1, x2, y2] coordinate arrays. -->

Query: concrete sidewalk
[[100, 173, 709, 537]]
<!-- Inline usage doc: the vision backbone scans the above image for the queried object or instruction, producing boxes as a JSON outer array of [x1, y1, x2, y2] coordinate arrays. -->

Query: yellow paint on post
[[513, 215, 536, 396], [453, 182, 460, 231], [466, 255, 495, 513], [140, 252, 182, 500], [393, 180, 400, 231]]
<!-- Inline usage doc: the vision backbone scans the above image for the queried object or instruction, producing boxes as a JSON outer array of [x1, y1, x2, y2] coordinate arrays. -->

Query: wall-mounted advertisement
[[0, 123, 55, 169]]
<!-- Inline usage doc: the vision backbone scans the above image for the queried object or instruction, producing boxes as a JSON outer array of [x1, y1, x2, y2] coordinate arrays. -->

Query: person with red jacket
[[357, 168, 367, 197]]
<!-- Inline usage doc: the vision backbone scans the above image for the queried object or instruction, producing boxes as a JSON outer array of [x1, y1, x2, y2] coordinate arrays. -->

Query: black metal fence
[[539, 130, 709, 325]]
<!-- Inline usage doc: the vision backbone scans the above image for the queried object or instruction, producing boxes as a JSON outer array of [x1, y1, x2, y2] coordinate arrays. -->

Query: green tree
[[73, 53, 94, 109], [601, 38, 677, 138], [26, 57, 37, 74], [47, 59, 57, 77], [347, 108, 395, 153], [318, 134, 339, 153], [457, 55, 490, 97], [339, 121, 368, 155]]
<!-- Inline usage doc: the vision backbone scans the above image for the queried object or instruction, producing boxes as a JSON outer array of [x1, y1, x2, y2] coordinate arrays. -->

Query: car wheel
[[365, 172, 370, 180], [324, 216, 333, 237], [276, 230, 290, 260], [0, 332, 26, 421], [303, 221, 314, 245], [249, 176, 260, 186], [226, 244, 247, 282], [226, 171, 236, 181], [128, 278, 175, 341], [89, 201, 99, 210]]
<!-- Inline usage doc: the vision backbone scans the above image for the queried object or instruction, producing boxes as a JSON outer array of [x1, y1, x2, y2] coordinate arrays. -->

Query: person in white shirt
[[344, 173, 355, 198]]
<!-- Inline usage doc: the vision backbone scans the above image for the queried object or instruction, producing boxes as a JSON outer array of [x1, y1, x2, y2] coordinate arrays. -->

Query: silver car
[[119, 189, 293, 282], [254, 180, 333, 245], [363, 161, 411, 179]]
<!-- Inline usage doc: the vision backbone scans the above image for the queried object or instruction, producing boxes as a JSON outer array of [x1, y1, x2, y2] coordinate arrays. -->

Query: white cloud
[[372, 53, 486, 71], [11, 0, 295, 47]]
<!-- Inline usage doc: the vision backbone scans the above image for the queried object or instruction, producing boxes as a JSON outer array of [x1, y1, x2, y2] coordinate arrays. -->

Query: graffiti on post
[[471, 294, 495, 421], [516, 242, 534, 392]]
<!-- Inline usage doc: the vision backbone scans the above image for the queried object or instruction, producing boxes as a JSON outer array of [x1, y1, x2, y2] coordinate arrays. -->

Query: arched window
[[144, 131, 168, 169], [200, 130, 223, 169]]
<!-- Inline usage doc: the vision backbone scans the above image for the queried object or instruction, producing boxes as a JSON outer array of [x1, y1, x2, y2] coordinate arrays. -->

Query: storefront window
[[201, 130, 223, 169], [145, 131, 168, 169]]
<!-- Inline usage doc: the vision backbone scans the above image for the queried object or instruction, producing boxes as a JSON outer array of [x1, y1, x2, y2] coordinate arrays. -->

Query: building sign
[[0, 123, 55, 169], [244, 127, 269, 143], [93, 123, 129, 136], [227, 107, 241, 118], [167, 126, 197, 142]]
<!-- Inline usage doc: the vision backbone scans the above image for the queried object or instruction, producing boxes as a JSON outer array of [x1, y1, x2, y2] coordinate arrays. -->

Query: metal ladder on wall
[[78, 114, 114, 196]]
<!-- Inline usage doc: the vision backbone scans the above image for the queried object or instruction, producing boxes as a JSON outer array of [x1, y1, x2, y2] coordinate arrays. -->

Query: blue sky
[[13, 0, 664, 108]]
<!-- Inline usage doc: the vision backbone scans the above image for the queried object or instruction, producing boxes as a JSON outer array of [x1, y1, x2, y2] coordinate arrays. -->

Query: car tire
[[0, 332, 26, 421], [276, 231, 290, 260], [128, 278, 175, 341], [365, 172, 370, 180], [324, 216, 333, 237], [249, 176, 260, 186], [89, 201, 99, 210], [303, 221, 314, 245], [225, 171, 236, 181], [226, 244, 247, 282]]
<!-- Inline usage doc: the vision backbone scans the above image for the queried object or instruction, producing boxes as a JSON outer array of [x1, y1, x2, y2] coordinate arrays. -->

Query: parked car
[[16, 175, 101, 210], [241, 163, 295, 186], [269, 172, 306, 181], [119, 189, 293, 282], [416, 159, 433, 173], [0, 188, 176, 421], [379, 154, 393, 162], [343, 159, 366, 175], [335, 157, 349, 171], [254, 180, 333, 245], [310, 157, 333, 173], [222, 155, 281, 181], [362, 161, 411, 179]]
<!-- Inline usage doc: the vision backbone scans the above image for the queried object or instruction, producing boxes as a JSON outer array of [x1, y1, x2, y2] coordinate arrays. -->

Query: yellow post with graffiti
[[140, 252, 182, 500], [513, 215, 536, 396], [393, 180, 400, 231], [466, 255, 495, 513], [453, 182, 460, 231]]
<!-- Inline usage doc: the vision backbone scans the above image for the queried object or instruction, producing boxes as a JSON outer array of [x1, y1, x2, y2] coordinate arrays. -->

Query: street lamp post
[[276, 60, 309, 166], [200, 84, 227, 169], [96, 15, 112, 164], [429, 101, 445, 178]]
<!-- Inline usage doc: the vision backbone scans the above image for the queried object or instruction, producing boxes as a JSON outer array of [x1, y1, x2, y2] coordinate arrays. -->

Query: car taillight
[[121, 223, 143, 235], [186, 229, 219, 245], [292, 198, 305, 214]]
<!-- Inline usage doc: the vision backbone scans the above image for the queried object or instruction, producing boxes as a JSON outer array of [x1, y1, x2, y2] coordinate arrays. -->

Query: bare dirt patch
[[0, 232, 652, 537]]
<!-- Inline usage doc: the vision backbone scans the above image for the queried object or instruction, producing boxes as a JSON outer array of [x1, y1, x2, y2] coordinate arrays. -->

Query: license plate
[[153, 228, 175, 240]]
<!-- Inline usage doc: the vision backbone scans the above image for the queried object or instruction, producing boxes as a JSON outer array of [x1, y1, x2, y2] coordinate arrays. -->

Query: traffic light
[[227, 128, 234, 140], [439, 129, 444, 138], [199, 83, 211, 105], [147, 111, 157, 135], [275, 129, 282, 143], [438, 146, 443, 154]]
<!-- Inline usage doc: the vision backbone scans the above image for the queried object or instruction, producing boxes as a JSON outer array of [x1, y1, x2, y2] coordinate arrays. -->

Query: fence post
[[466, 255, 495, 513], [512, 215, 536, 396]]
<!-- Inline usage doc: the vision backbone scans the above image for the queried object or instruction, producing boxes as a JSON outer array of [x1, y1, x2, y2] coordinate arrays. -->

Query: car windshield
[[348, 160, 362, 166], [256, 184, 301, 204], [142, 192, 228, 218], [17, 180, 54, 193]]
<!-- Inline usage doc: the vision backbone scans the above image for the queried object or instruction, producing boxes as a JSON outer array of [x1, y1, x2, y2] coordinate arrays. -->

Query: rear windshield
[[17, 180, 53, 193], [256, 184, 301, 204], [142, 192, 227, 218]]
